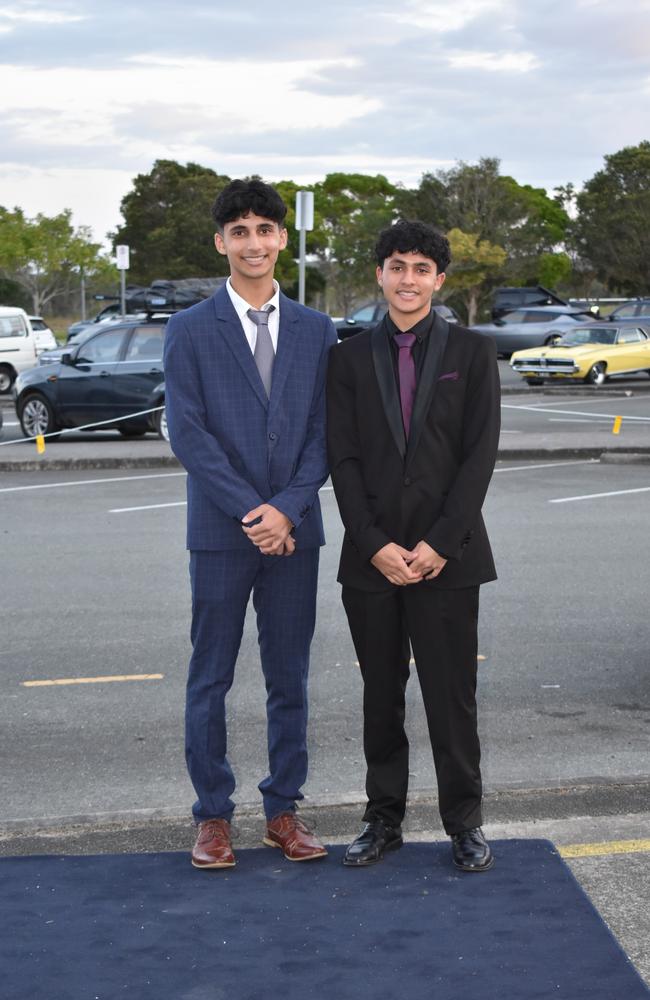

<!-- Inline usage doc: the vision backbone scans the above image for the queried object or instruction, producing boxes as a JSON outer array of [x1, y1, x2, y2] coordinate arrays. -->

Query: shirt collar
[[226, 277, 280, 321], [386, 308, 434, 342]]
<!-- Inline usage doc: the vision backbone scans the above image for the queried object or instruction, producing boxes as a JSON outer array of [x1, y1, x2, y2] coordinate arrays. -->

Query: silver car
[[472, 306, 598, 357]]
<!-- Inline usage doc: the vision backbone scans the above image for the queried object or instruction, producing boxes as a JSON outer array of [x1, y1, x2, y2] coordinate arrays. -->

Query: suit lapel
[[269, 292, 298, 415], [371, 319, 406, 460], [406, 312, 449, 467], [211, 285, 269, 409]]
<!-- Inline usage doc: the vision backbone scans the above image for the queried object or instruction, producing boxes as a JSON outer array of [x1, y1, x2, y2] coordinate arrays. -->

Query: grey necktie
[[247, 306, 276, 397]]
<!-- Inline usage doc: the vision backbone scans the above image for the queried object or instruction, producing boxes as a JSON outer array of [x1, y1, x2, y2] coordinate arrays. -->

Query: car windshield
[[559, 328, 617, 347]]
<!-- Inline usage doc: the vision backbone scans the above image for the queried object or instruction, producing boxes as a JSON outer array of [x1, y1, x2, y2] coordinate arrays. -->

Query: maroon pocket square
[[438, 370, 459, 382]]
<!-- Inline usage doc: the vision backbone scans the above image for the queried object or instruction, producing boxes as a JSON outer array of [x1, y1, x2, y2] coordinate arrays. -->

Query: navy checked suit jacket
[[163, 284, 337, 551]]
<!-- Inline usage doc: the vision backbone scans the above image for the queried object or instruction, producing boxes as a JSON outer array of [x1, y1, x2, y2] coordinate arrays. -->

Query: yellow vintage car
[[510, 325, 650, 385]]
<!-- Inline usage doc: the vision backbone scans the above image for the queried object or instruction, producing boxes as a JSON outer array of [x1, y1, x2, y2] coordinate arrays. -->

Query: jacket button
[[269, 432, 277, 441], [403, 476, 412, 486]]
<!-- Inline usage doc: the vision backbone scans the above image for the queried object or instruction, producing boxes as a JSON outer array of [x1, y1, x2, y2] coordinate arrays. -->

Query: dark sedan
[[14, 316, 169, 441], [334, 300, 460, 340]]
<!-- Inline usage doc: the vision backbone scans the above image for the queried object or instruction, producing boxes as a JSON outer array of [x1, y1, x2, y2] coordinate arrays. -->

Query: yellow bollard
[[35, 434, 45, 454], [612, 416, 622, 435]]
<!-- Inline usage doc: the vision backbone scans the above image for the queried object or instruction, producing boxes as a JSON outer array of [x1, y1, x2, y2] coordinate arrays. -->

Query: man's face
[[215, 212, 288, 283], [377, 251, 446, 325]]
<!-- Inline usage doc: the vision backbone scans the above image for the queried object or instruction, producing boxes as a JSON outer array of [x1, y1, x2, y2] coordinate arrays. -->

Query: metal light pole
[[295, 192, 314, 305]]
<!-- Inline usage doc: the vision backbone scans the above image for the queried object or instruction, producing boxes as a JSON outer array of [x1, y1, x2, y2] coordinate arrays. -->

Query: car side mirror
[[60, 352, 73, 366], [494, 318, 505, 327]]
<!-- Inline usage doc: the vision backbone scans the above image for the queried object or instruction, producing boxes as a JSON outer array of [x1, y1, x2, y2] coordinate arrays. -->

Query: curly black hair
[[375, 220, 451, 273], [212, 179, 287, 230]]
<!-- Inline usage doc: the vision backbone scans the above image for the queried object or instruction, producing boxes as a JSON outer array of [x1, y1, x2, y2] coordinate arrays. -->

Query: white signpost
[[295, 192, 314, 305], [115, 245, 130, 316]]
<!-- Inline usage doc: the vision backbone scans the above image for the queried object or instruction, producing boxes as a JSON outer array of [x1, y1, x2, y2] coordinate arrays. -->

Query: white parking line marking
[[495, 459, 598, 473], [502, 403, 650, 422], [547, 418, 615, 423], [550, 486, 650, 504], [109, 484, 336, 513], [0, 472, 186, 494], [110, 501, 187, 513]]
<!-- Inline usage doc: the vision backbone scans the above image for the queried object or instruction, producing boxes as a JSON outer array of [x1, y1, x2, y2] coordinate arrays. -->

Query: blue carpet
[[1, 840, 647, 1000]]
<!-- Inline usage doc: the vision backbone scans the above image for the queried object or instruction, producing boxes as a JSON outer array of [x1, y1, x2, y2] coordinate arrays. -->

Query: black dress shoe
[[450, 827, 494, 872], [343, 820, 403, 866]]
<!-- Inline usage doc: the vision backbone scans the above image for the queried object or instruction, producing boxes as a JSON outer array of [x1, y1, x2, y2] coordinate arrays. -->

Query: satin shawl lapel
[[268, 292, 299, 415], [406, 313, 449, 468], [211, 286, 268, 409], [371, 319, 406, 460]]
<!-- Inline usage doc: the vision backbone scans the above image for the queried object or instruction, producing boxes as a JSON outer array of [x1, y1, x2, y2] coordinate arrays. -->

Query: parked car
[[509, 325, 650, 385], [607, 299, 650, 324], [334, 300, 460, 340], [471, 306, 599, 357], [491, 285, 568, 320], [0, 307, 39, 393], [66, 306, 146, 340], [38, 323, 111, 365], [14, 315, 169, 440], [28, 316, 57, 353]]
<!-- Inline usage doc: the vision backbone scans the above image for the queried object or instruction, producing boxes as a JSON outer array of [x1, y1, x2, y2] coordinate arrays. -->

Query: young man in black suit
[[326, 220, 500, 871]]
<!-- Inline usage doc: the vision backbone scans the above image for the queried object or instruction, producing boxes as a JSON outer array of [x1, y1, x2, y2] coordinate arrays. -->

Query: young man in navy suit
[[164, 180, 337, 868], [327, 221, 500, 872]]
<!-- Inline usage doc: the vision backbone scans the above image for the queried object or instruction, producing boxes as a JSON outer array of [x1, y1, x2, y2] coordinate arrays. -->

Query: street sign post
[[115, 245, 130, 316], [295, 192, 314, 305]]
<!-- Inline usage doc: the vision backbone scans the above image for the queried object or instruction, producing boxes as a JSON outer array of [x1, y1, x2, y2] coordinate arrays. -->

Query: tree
[[574, 142, 650, 294], [398, 159, 570, 306], [112, 160, 231, 283], [445, 229, 507, 325], [0, 207, 108, 314], [314, 173, 399, 316]]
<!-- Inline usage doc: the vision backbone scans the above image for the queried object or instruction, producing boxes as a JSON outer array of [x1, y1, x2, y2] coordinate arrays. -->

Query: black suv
[[334, 300, 460, 340], [14, 314, 169, 441], [491, 286, 569, 321]]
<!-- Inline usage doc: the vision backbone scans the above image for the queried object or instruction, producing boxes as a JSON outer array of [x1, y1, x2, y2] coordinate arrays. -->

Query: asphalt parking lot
[[1, 389, 649, 985]]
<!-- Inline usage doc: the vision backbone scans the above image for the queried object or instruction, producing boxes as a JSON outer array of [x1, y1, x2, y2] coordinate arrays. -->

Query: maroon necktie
[[394, 332, 417, 438]]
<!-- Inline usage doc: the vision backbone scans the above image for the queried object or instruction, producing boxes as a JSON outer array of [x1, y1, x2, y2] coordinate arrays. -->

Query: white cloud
[[448, 50, 540, 72], [382, 0, 509, 33], [0, 4, 85, 24], [0, 55, 380, 152]]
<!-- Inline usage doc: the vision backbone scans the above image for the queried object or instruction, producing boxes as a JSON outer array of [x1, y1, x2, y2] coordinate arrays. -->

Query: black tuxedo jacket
[[326, 312, 500, 591]]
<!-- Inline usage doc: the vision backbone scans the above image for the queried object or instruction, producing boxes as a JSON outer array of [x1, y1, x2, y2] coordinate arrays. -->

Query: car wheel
[[154, 402, 169, 441], [19, 393, 60, 439], [0, 365, 15, 393], [118, 426, 147, 438], [525, 377, 544, 386], [585, 362, 606, 386], [544, 334, 561, 346]]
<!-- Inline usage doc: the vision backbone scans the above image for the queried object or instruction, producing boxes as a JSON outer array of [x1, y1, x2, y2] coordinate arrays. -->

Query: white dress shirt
[[226, 277, 280, 354]]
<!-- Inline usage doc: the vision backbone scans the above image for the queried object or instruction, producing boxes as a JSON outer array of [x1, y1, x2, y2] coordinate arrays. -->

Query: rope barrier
[[0, 404, 165, 447]]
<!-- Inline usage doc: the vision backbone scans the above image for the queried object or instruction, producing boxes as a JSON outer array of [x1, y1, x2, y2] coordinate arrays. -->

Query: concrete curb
[[0, 455, 182, 472], [2, 777, 648, 839], [4, 448, 650, 472]]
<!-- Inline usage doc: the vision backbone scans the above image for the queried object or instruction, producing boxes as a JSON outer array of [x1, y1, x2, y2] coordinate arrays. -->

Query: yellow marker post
[[35, 434, 45, 454], [612, 416, 622, 435]]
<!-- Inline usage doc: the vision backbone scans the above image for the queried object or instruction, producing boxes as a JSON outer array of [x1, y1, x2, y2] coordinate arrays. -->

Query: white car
[[0, 307, 39, 392], [29, 316, 58, 353]]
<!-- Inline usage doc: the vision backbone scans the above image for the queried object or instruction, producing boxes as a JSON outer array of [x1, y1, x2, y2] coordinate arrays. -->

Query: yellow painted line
[[612, 415, 622, 435], [22, 674, 164, 688], [559, 839, 650, 859]]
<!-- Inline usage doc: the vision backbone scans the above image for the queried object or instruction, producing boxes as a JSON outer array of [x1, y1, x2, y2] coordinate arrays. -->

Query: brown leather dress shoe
[[191, 818, 236, 869], [263, 812, 328, 861]]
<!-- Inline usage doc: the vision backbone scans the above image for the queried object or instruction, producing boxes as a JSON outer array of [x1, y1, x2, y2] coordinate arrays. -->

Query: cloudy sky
[[1, 0, 649, 245]]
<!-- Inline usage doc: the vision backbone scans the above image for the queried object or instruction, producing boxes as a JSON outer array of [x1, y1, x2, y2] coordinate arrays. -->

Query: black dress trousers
[[342, 583, 483, 835]]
